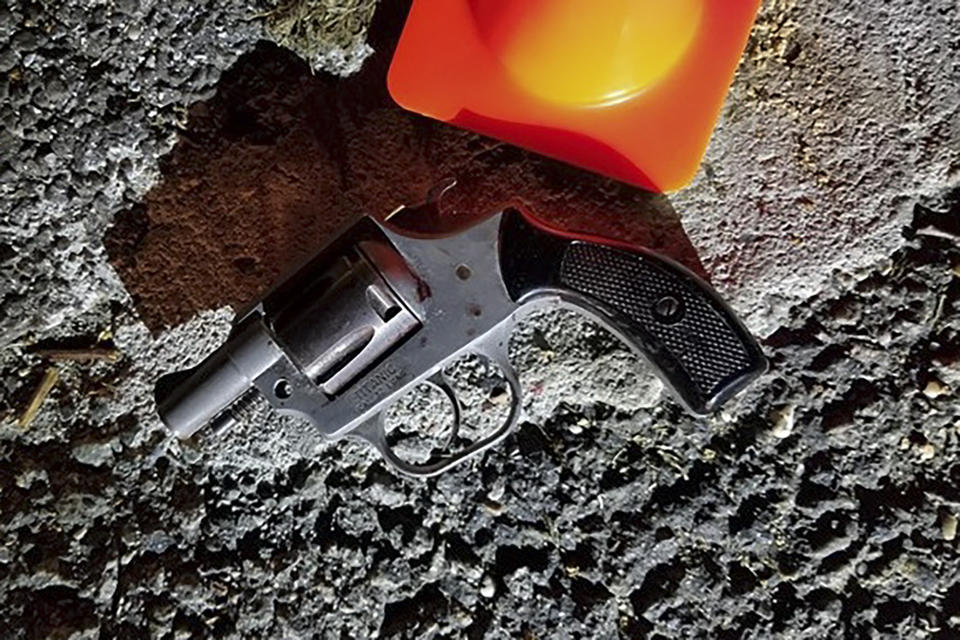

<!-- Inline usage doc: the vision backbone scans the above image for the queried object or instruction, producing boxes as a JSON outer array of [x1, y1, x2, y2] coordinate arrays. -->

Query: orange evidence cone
[[388, 0, 761, 193]]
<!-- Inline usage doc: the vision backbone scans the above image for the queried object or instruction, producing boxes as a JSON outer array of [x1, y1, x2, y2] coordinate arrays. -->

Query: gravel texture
[[1, 1, 960, 639], [259, 0, 375, 74]]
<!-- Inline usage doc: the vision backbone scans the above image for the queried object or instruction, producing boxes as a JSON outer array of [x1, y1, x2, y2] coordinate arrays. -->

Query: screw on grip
[[498, 208, 766, 415]]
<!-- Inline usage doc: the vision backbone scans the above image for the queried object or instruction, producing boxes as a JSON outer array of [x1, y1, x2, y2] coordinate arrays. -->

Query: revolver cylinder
[[157, 226, 424, 441], [271, 244, 420, 397]]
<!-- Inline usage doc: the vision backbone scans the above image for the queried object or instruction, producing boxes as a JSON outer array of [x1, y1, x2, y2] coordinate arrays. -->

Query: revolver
[[156, 206, 766, 477]]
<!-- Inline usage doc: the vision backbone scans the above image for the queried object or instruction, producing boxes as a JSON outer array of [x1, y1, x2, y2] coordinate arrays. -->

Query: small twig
[[915, 226, 960, 242], [32, 347, 119, 363], [18, 366, 59, 429], [931, 293, 947, 328], [470, 142, 506, 161]]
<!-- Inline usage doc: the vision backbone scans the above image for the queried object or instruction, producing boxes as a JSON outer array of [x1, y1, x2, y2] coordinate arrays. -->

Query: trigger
[[425, 370, 462, 447]]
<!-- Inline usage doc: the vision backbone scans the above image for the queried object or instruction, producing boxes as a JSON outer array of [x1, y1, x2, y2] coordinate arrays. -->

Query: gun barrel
[[157, 320, 283, 438]]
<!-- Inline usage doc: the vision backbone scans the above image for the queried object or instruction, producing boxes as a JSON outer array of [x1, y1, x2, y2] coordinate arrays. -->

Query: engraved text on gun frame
[[352, 362, 407, 412]]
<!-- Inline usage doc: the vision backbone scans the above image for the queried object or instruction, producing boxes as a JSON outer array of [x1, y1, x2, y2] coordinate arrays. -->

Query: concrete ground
[[1, 1, 959, 638]]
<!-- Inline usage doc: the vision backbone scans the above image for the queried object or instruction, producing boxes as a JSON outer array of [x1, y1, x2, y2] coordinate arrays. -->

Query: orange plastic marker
[[388, 0, 761, 192]]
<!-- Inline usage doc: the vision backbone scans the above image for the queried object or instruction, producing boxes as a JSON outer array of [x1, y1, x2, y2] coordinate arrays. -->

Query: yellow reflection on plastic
[[472, 0, 704, 106]]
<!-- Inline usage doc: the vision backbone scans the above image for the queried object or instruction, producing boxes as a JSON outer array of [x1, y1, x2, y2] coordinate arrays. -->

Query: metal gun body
[[158, 208, 766, 477]]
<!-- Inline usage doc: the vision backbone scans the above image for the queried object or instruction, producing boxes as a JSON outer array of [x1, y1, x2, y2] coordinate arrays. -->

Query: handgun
[[155, 204, 766, 477]]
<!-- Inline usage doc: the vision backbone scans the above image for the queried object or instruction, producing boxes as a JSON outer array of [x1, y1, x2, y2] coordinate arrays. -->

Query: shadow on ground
[[103, 1, 704, 333]]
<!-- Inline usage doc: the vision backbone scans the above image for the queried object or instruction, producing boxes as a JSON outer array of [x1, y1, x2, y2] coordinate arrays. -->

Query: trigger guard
[[355, 326, 523, 478], [424, 370, 462, 447]]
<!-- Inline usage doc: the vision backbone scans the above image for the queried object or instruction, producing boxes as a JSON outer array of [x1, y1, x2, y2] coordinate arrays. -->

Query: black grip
[[498, 209, 765, 415]]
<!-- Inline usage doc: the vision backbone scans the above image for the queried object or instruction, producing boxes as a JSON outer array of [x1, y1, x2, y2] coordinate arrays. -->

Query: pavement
[[1, 1, 959, 638]]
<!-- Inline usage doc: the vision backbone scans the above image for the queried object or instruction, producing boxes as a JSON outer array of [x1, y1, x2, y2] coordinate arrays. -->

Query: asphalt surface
[[1, 1, 959, 638]]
